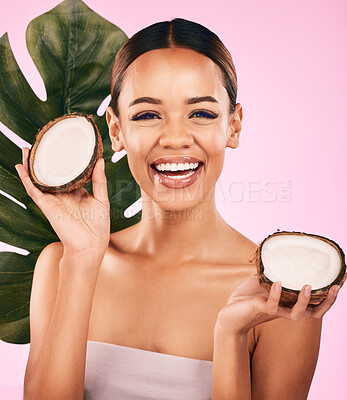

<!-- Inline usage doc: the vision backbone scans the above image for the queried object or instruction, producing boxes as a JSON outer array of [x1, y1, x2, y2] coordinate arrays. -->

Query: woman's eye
[[190, 110, 218, 119], [131, 112, 160, 121]]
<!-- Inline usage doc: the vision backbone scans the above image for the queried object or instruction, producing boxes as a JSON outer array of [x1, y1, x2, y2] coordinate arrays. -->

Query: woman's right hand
[[15, 147, 110, 254]]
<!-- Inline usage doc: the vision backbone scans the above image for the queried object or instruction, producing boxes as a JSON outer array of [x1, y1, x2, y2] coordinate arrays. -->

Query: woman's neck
[[131, 191, 232, 264]]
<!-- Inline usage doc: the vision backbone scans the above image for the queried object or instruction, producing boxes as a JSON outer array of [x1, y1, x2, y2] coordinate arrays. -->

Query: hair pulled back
[[110, 18, 237, 117]]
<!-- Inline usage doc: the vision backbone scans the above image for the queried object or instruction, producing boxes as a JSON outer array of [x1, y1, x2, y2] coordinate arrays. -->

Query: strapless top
[[84, 340, 213, 399]]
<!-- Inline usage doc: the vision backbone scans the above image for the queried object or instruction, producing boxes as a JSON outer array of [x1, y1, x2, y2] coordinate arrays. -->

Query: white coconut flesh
[[33, 116, 96, 186], [261, 234, 341, 290]]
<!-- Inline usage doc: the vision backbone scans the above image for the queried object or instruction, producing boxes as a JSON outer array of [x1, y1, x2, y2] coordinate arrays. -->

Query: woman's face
[[107, 47, 242, 210]]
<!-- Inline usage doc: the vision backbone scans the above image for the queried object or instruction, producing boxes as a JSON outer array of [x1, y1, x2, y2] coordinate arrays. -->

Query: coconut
[[28, 113, 103, 193], [255, 231, 346, 307]]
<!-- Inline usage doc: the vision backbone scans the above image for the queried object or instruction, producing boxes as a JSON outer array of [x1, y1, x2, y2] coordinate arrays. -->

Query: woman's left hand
[[215, 273, 346, 336]]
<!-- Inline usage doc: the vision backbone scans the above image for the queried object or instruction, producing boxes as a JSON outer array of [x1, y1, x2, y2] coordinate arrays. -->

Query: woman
[[16, 18, 342, 400]]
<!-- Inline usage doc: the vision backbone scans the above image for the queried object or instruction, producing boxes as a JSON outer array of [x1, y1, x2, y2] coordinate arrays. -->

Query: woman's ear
[[226, 103, 243, 149], [106, 106, 125, 152]]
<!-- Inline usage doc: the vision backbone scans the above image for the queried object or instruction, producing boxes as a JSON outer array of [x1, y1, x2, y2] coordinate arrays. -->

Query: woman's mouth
[[150, 159, 204, 189]]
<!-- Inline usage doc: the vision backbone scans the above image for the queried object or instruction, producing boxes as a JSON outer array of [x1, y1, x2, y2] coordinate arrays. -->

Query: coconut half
[[28, 114, 103, 193], [255, 231, 346, 307]]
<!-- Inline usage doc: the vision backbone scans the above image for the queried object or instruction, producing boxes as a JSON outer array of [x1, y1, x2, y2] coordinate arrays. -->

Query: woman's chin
[[150, 183, 207, 211]]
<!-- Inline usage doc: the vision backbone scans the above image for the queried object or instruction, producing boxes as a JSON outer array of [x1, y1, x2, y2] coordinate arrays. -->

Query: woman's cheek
[[203, 125, 227, 157], [203, 128, 228, 185], [125, 151, 148, 186]]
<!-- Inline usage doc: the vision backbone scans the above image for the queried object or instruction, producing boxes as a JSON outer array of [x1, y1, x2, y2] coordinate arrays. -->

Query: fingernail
[[101, 158, 105, 171], [304, 285, 311, 298], [14, 165, 19, 174], [275, 281, 281, 292], [334, 286, 340, 297]]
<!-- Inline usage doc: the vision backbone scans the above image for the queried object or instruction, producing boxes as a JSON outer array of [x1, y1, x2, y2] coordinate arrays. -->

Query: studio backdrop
[[0, 0, 346, 399]]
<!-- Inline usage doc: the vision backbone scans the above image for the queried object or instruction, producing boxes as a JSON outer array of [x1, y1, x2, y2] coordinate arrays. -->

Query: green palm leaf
[[0, 0, 142, 344]]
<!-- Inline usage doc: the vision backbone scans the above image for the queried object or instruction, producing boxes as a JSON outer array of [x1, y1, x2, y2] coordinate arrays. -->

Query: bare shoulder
[[38, 241, 64, 262], [231, 227, 259, 249], [31, 241, 64, 288], [31, 240, 64, 307], [30, 241, 65, 293], [224, 225, 259, 265]]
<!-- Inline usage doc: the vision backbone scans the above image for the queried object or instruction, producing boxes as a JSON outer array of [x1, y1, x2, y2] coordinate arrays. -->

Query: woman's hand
[[15, 147, 110, 254], [215, 273, 346, 336]]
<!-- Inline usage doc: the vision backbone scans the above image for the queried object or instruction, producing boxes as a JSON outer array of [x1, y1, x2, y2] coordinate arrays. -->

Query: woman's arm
[[24, 244, 105, 400], [212, 316, 321, 400], [212, 324, 251, 399], [15, 148, 110, 399], [251, 317, 322, 399], [211, 275, 342, 399]]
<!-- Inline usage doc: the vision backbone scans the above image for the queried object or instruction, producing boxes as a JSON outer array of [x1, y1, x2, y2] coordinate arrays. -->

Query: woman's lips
[[150, 162, 203, 189]]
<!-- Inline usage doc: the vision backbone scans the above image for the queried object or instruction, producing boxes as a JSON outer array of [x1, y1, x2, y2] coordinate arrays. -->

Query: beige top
[[84, 340, 213, 399]]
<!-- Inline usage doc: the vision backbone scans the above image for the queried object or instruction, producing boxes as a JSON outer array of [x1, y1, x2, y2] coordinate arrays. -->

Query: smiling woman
[[16, 17, 342, 400]]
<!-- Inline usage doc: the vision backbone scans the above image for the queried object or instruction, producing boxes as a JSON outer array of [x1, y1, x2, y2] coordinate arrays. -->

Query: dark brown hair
[[110, 18, 237, 117]]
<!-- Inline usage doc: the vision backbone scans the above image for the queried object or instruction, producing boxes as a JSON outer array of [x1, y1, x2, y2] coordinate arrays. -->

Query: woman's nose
[[158, 120, 194, 149]]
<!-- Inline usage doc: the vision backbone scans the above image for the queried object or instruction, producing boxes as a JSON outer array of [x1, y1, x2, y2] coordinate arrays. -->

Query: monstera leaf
[[0, 0, 141, 344]]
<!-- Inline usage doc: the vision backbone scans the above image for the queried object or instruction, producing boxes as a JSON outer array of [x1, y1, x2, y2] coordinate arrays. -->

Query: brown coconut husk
[[255, 231, 346, 307], [28, 113, 103, 193]]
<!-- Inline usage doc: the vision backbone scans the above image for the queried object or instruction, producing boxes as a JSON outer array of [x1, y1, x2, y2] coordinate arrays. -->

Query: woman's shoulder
[[222, 225, 259, 266]]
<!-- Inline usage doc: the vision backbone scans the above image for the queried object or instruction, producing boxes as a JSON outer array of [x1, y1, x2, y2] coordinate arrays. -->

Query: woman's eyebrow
[[129, 97, 161, 108], [128, 96, 219, 108], [186, 96, 219, 105]]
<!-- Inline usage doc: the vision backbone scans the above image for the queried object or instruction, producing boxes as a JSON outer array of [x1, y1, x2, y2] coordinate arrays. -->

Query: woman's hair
[[110, 18, 238, 117]]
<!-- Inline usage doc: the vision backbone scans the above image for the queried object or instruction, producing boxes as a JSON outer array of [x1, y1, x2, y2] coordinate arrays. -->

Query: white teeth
[[161, 169, 196, 179], [155, 162, 199, 171]]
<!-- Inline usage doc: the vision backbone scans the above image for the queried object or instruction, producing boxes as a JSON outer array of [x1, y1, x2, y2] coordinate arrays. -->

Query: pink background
[[0, 0, 346, 398]]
